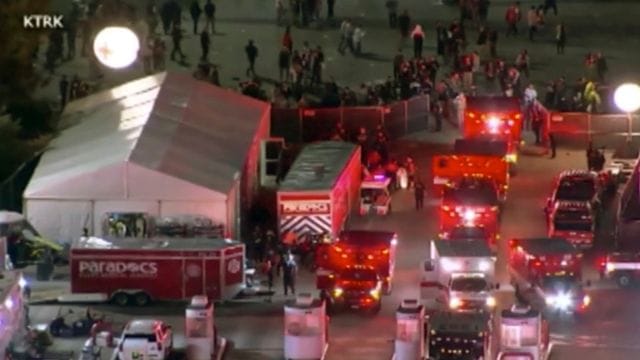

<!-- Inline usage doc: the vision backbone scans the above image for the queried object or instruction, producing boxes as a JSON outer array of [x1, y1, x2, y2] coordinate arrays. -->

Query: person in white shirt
[[352, 25, 366, 55]]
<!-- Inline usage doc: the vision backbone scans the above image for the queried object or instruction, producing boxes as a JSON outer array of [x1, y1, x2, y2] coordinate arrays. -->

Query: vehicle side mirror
[[95, 331, 115, 348], [424, 260, 435, 272]]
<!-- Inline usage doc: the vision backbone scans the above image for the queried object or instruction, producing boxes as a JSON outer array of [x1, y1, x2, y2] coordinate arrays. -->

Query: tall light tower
[[614, 83, 640, 143], [93, 26, 140, 69]]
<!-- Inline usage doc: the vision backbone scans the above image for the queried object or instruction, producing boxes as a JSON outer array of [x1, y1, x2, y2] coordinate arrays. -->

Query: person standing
[[282, 26, 293, 52], [527, 6, 537, 41], [531, 106, 542, 144], [203, 0, 216, 33], [311, 46, 324, 84], [189, 0, 202, 35], [327, 0, 335, 19], [170, 21, 186, 62], [59, 75, 69, 109], [160, 1, 173, 34], [245, 39, 259, 77], [505, 2, 520, 37], [411, 24, 425, 58], [278, 47, 291, 81], [489, 29, 498, 58], [338, 18, 353, 54], [549, 133, 556, 158], [435, 22, 446, 59], [596, 52, 608, 82], [282, 254, 297, 296], [352, 25, 365, 55], [200, 30, 210, 61], [414, 180, 425, 210], [386, 0, 398, 28], [398, 10, 411, 47], [555, 22, 566, 54]]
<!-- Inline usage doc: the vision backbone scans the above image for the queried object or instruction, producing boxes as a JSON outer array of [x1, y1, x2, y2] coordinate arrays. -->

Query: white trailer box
[[422, 239, 497, 311], [277, 142, 361, 242]]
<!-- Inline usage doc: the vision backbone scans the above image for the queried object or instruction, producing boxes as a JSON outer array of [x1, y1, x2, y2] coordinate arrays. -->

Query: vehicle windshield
[[449, 227, 487, 240], [556, 179, 595, 201], [450, 277, 488, 292], [444, 182, 499, 206], [553, 220, 592, 232], [361, 188, 388, 204], [339, 268, 378, 282], [123, 334, 157, 342]]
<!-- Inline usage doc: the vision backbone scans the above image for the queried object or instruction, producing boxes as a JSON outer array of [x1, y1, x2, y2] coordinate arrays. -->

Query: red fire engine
[[508, 238, 590, 315], [463, 96, 523, 165], [432, 152, 509, 200], [439, 177, 501, 247], [315, 230, 397, 298], [546, 201, 595, 249]]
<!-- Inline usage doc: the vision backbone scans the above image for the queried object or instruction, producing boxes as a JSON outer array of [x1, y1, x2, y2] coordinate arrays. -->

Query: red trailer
[[277, 142, 361, 242], [70, 237, 245, 306]]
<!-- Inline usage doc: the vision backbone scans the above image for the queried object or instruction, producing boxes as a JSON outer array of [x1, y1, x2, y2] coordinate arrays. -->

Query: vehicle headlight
[[583, 294, 591, 307], [605, 263, 615, 273], [449, 297, 462, 309], [485, 296, 496, 308], [611, 167, 620, 175], [369, 288, 380, 300], [547, 293, 572, 308], [332, 287, 343, 297]]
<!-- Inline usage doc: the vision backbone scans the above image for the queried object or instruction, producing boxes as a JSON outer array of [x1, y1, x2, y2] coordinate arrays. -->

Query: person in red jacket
[[282, 26, 293, 52], [505, 2, 521, 37]]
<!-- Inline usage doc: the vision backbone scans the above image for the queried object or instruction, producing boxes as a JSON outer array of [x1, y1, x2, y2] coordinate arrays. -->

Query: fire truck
[[316, 230, 397, 297], [602, 251, 640, 288], [546, 201, 595, 249], [421, 239, 498, 312], [463, 96, 523, 165], [508, 238, 591, 315], [359, 175, 392, 215], [439, 177, 501, 246], [426, 311, 492, 360], [432, 150, 509, 201], [441, 225, 497, 247], [319, 265, 383, 314], [545, 170, 603, 221], [497, 305, 550, 360]]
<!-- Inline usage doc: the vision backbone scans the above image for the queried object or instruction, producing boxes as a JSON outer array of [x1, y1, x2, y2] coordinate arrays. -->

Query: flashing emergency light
[[3, 297, 13, 310], [332, 287, 344, 297], [373, 174, 387, 181], [18, 275, 27, 289], [449, 297, 462, 309], [463, 209, 477, 223], [485, 296, 496, 308], [583, 294, 591, 307], [546, 292, 572, 309], [479, 260, 491, 272], [391, 237, 398, 246], [487, 117, 501, 133]]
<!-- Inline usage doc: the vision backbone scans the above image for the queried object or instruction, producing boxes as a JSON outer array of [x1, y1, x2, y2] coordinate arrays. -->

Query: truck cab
[[546, 170, 602, 215], [463, 96, 523, 165], [432, 153, 509, 200], [360, 175, 392, 216], [422, 240, 497, 313], [320, 265, 382, 314], [508, 238, 589, 314], [426, 311, 492, 360], [547, 201, 595, 249], [315, 230, 397, 294], [440, 177, 501, 240], [498, 305, 550, 360]]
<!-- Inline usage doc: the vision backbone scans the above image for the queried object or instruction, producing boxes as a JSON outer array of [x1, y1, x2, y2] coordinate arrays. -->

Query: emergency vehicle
[[508, 238, 591, 315], [463, 96, 523, 164], [547, 201, 595, 249], [316, 230, 397, 295], [432, 151, 509, 201], [359, 175, 392, 215], [277, 142, 361, 243], [497, 305, 550, 360], [69, 237, 245, 305], [422, 239, 497, 312], [604, 145, 638, 184], [602, 251, 640, 288], [319, 265, 382, 314], [441, 225, 497, 247], [426, 311, 492, 360], [546, 170, 602, 215], [440, 178, 501, 246]]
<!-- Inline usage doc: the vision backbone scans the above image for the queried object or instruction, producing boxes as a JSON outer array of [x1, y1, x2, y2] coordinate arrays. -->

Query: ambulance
[[463, 96, 523, 165], [497, 305, 550, 360], [359, 175, 393, 216], [421, 239, 498, 312]]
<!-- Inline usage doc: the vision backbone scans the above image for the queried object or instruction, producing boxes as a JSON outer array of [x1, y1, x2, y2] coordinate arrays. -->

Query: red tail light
[[533, 260, 542, 268]]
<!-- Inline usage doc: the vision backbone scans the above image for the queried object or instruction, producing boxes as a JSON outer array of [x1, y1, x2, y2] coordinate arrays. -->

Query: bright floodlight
[[614, 83, 640, 113], [93, 27, 140, 69], [463, 210, 476, 222], [487, 117, 501, 132]]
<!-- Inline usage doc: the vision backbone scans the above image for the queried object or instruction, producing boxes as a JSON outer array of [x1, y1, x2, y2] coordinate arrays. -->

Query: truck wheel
[[617, 273, 633, 288], [112, 292, 130, 306], [133, 292, 151, 306]]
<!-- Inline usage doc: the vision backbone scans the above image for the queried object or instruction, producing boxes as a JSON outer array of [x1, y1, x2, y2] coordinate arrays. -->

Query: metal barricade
[[300, 108, 341, 142], [342, 107, 383, 136]]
